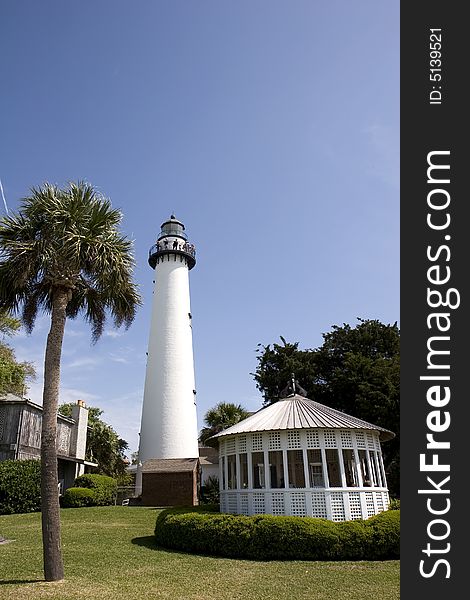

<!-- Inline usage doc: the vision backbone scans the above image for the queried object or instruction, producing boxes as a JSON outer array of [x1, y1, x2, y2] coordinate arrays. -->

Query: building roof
[[142, 458, 199, 473], [212, 394, 395, 442], [198, 446, 219, 466], [0, 393, 80, 426]]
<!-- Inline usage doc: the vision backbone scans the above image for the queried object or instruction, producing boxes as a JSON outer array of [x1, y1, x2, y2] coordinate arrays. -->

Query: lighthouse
[[136, 216, 199, 500]]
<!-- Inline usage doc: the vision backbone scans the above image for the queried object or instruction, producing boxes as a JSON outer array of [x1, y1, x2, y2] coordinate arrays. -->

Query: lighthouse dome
[[158, 215, 187, 240]]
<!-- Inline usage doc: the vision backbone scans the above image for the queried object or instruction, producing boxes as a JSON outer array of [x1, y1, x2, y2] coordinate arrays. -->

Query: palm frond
[[0, 181, 141, 338]]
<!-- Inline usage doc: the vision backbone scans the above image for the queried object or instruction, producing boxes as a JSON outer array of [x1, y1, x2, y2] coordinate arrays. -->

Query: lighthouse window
[[307, 449, 324, 487], [239, 453, 248, 488], [252, 452, 265, 489], [342, 449, 359, 487], [227, 454, 237, 490], [287, 450, 305, 488], [268, 451, 285, 488], [325, 449, 342, 487]]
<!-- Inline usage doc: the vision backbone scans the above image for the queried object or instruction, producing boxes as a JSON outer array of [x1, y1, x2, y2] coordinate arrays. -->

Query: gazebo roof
[[212, 394, 395, 442]]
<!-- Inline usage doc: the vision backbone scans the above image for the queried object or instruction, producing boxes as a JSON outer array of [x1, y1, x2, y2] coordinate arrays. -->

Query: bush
[[74, 473, 117, 506], [0, 459, 41, 515], [61, 487, 95, 508], [155, 507, 400, 561], [389, 498, 400, 510], [365, 509, 400, 560], [200, 476, 220, 504]]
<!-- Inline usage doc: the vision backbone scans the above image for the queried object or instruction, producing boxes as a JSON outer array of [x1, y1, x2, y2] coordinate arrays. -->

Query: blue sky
[[1, 1, 399, 456]]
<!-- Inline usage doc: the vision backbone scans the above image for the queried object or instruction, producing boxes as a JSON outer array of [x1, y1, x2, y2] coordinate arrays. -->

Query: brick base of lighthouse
[[141, 458, 199, 506]]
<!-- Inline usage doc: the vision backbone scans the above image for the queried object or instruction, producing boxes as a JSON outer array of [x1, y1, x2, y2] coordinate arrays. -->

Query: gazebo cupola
[[213, 376, 394, 521]]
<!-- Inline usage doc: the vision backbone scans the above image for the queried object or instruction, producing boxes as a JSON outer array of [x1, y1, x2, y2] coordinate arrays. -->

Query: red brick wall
[[142, 471, 198, 506]]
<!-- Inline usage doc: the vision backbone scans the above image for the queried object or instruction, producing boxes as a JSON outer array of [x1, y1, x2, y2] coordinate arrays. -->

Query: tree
[[252, 336, 320, 405], [199, 402, 250, 446], [58, 403, 129, 480], [0, 311, 36, 396], [0, 182, 141, 581], [252, 319, 400, 497]]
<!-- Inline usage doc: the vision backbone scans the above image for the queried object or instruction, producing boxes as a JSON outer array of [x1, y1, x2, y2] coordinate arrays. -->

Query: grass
[[0, 506, 399, 600]]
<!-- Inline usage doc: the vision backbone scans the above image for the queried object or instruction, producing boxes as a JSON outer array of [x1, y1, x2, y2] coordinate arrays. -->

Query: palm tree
[[199, 402, 250, 446], [0, 182, 141, 581]]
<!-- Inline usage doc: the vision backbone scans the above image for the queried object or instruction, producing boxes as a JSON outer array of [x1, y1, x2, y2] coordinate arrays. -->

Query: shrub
[[364, 509, 400, 560], [0, 459, 41, 515], [61, 487, 95, 508], [155, 507, 400, 561], [389, 498, 400, 510], [200, 476, 220, 504], [74, 473, 117, 506]]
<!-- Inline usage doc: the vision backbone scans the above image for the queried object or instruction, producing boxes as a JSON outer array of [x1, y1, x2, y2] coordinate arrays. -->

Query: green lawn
[[0, 506, 399, 600]]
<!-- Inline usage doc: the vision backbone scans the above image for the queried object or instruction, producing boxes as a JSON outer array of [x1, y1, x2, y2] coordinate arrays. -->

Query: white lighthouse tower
[[136, 215, 199, 495]]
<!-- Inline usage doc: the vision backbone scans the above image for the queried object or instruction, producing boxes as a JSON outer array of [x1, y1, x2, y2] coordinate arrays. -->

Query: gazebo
[[213, 380, 394, 521]]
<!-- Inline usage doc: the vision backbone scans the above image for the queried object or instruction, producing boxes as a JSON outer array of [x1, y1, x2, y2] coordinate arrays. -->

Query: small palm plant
[[199, 402, 250, 447], [0, 182, 141, 581]]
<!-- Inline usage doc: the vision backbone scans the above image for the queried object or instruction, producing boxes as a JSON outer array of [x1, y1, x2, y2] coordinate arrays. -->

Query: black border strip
[[400, 2, 466, 597]]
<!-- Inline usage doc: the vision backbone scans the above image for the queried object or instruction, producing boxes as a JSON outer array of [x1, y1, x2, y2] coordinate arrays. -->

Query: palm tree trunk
[[41, 287, 68, 581]]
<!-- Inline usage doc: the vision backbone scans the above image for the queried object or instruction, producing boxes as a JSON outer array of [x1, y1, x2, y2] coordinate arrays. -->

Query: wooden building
[[0, 394, 96, 492], [141, 458, 199, 506]]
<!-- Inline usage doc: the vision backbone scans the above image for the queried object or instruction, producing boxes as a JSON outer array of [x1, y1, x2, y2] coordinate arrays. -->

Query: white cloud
[[66, 357, 100, 369], [104, 330, 124, 338], [65, 328, 85, 338], [109, 356, 129, 364]]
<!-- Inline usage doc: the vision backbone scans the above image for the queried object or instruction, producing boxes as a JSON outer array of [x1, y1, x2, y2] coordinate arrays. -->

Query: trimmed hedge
[[74, 473, 117, 506], [61, 487, 95, 508], [0, 459, 41, 515], [154, 508, 400, 561]]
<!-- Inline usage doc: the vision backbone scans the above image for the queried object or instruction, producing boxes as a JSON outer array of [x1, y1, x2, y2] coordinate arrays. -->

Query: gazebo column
[[366, 450, 379, 513], [337, 447, 347, 487], [320, 446, 333, 520], [337, 448, 351, 521], [282, 449, 289, 488], [353, 447, 368, 519], [378, 452, 387, 487], [235, 453, 241, 513]]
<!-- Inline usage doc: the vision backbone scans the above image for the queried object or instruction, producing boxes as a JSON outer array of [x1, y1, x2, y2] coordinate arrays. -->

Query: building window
[[221, 456, 226, 490], [239, 453, 248, 488], [342, 449, 358, 487], [325, 449, 342, 487], [307, 449, 324, 487], [369, 451, 380, 486], [358, 449, 371, 486], [370, 451, 383, 487], [268, 451, 285, 488], [252, 452, 265, 489], [227, 454, 236, 490], [287, 450, 305, 488]]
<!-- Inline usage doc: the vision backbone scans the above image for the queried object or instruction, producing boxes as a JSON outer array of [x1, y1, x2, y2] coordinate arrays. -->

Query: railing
[[149, 242, 196, 260]]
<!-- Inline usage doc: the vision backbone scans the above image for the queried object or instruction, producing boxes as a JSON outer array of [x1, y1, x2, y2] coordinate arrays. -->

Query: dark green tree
[[0, 182, 141, 581], [252, 319, 400, 497], [252, 336, 320, 405], [199, 402, 250, 447]]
